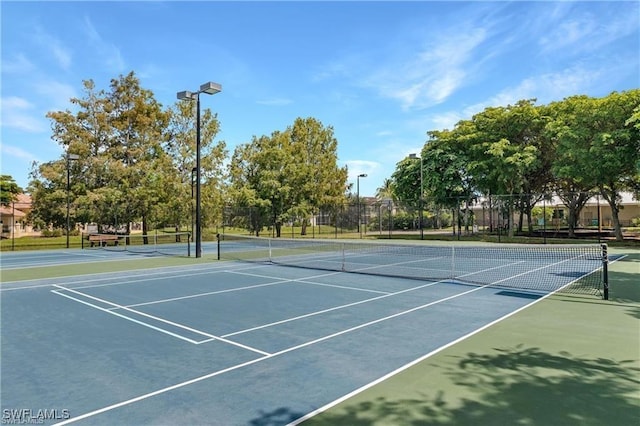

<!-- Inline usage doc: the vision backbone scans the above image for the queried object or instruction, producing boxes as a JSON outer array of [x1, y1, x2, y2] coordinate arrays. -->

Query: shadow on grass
[[303, 345, 639, 426], [249, 407, 306, 426]]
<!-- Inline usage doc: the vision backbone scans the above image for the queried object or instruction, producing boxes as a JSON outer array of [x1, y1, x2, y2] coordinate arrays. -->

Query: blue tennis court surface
[[0, 242, 219, 270], [1, 246, 607, 425]]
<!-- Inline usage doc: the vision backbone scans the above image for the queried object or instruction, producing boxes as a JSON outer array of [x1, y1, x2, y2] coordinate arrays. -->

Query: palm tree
[[375, 178, 396, 202]]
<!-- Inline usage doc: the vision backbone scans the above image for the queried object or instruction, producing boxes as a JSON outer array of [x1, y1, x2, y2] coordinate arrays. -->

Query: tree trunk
[[508, 197, 514, 238], [600, 189, 624, 241]]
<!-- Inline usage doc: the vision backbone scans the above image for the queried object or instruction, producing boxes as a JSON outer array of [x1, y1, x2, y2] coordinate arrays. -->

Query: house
[[1, 194, 37, 239], [471, 192, 639, 229]]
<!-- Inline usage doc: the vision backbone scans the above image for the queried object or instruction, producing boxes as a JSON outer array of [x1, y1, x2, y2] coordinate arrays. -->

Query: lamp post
[[409, 153, 424, 240], [191, 167, 197, 244], [177, 82, 222, 258], [357, 173, 367, 238], [66, 153, 80, 248]]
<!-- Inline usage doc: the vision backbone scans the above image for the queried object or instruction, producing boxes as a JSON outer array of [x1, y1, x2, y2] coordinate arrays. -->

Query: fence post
[[602, 243, 609, 300]]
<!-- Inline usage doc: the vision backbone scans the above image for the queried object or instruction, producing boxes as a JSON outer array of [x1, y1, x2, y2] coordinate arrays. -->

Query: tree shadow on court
[[249, 407, 306, 426], [305, 345, 639, 426], [551, 254, 640, 319]]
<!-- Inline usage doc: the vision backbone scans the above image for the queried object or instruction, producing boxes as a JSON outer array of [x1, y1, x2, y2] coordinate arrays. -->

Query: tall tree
[[0, 175, 22, 206], [164, 99, 226, 235], [34, 72, 173, 236], [375, 178, 395, 202], [289, 117, 348, 235], [228, 117, 347, 237], [588, 90, 640, 240], [423, 123, 477, 232], [547, 96, 596, 237], [469, 103, 541, 237]]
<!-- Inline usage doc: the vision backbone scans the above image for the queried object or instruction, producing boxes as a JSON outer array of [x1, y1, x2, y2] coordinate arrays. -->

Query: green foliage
[[228, 117, 348, 237], [29, 71, 225, 235], [389, 89, 640, 241], [41, 229, 63, 238], [0, 175, 22, 205]]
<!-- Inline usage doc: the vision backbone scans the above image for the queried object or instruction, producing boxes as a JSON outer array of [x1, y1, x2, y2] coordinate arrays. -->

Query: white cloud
[[0, 97, 47, 133], [430, 112, 464, 131], [34, 81, 77, 111], [1, 144, 41, 163], [343, 160, 379, 181], [1, 53, 36, 74], [2, 97, 34, 110], [473, 65, 602, 113], [427, 63, 610, 132], [539, 4, 639, 55], [363, 27, 488, 111], [33, 26, 72, 70], [83, 16, 125, 72]]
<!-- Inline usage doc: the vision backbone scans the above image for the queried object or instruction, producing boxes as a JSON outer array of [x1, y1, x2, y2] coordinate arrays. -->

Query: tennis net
[[218, 235, 609, 299], [84, 232, 191, 257]]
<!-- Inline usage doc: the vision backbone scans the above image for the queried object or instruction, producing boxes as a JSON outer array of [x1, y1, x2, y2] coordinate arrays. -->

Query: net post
[[601, 243, 609, 300], [451, 245, 455, 280], [216, 233, 220, 260], [268, 237, 273, 262], [188, 233, 191, 257]]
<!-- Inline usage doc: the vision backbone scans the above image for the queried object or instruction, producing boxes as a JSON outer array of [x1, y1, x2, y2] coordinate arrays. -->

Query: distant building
[[1, 194, 36, 238], [471, 192, 639, 228]]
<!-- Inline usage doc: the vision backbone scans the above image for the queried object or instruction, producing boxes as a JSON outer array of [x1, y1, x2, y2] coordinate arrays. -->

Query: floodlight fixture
[[200, 82, 222, 95], [177, 91, 196, 101]]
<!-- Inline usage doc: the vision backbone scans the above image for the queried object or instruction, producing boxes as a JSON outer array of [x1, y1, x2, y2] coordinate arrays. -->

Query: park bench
[[87, 234, 119, 247]]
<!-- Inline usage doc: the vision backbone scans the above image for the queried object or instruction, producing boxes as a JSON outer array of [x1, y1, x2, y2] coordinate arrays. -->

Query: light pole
[[66, 153, 80, 248], [409, 153, 424, 240], [357, 173, 367, 238], [177, 82, 222, 258], [191, 167, 197, 244]]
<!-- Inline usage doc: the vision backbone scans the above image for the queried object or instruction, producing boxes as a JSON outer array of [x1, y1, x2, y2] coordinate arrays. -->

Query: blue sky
[[1, 1, 639, 197]]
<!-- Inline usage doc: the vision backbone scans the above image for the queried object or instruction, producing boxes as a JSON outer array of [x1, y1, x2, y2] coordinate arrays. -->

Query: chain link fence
[[2, 192, 638, 250], [219, 193, 639, 241]]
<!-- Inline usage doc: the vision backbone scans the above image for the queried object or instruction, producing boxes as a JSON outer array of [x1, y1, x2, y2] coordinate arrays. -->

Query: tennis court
[[0, 239, 615, 425]]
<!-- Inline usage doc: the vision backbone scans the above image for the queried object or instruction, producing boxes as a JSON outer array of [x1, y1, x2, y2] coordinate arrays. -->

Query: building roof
[[0, 205, 26, 218]]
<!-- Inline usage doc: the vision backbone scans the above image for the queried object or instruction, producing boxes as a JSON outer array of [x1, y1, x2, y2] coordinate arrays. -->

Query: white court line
[[1, 262, 234, 292], [222, 259, 529, 338], [53, 279, 491, 426], [117, 267, 391, 310], [287, 255, 616, 425], [51, 290, 202, 344], [221, 280, 440, 338], [227, 269, 392, 295], [118, 279, 303, 309], [292, 280, 391, 294], [0, 252, 139, 270], [52, 285, 270, 356], [52, 253, 603, 425]]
